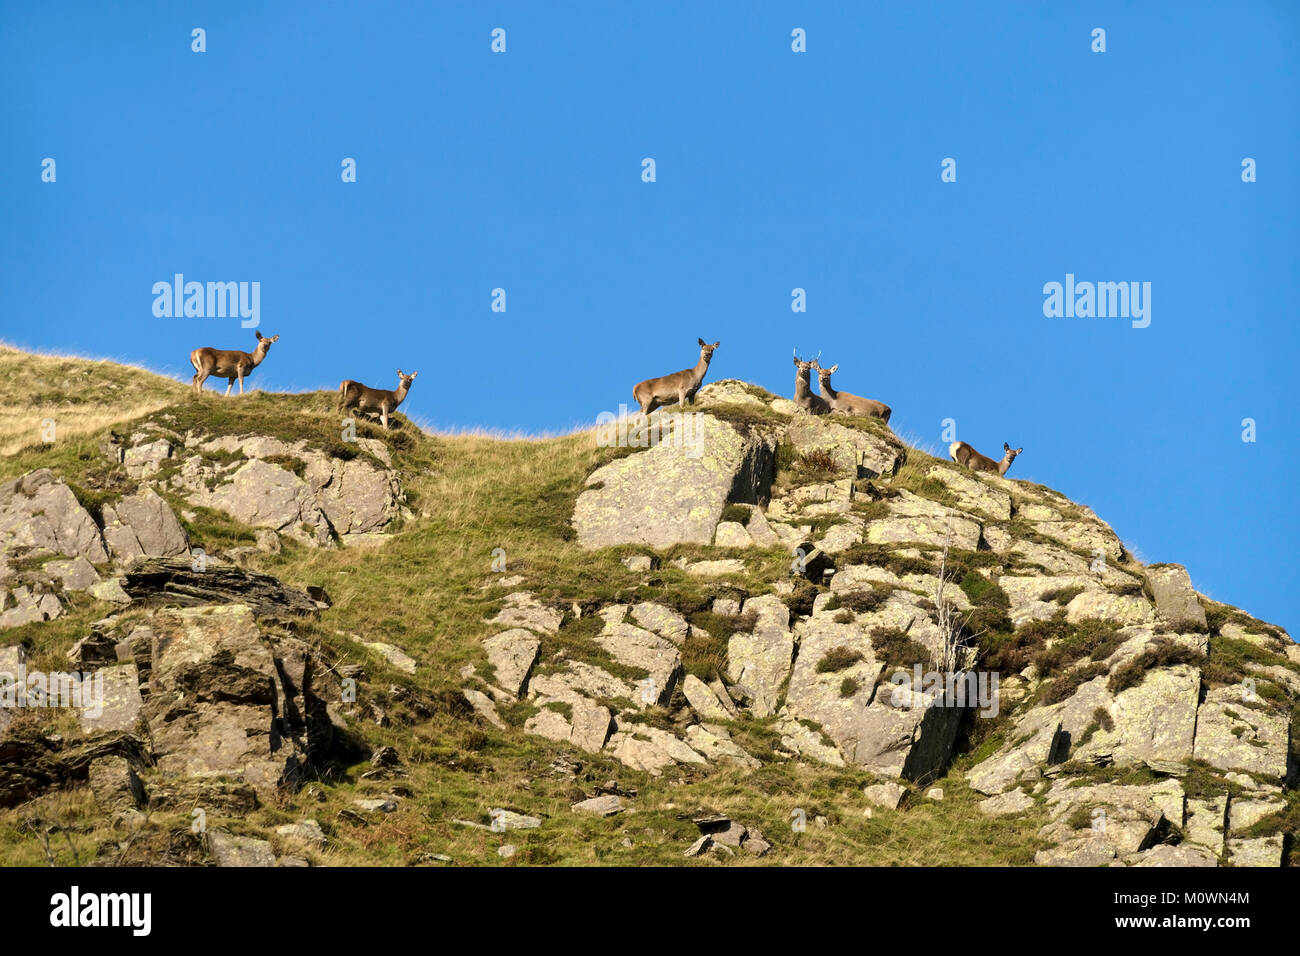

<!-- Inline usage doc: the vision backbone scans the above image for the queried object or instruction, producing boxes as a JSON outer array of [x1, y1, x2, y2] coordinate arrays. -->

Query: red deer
[[812, 361, 891, 422], [338, 370, 418, 430], [632, 338, 719, 422], [190, 331, 279, 396], [949, 441, 1023, 476], [793, 351, 831, 415]]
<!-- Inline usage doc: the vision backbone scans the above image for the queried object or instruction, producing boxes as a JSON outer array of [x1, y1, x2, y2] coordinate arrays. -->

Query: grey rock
[[630, 602, 690, 645], [682, 674, 733, 721], [1192, 687, 1289, 777], [124, 438, 172, 478], [487, 592, 562, 635], [863, 782, 907, 810], [1131, 844, 1218, 867], [44, 556, 100, 591], [87, 756, 144, 812], [80, 664, 144, 735], [101, 487, 189, 562], [364, 641, 417, 674], [1184, 796, 1227, 854], [275, 819, 327, 848], [595, 622, 681, 706], [783, 416, 906, 479], [573, 414, 778, 548], [714, 521, 753, 547], [725, 595, 792, 717], [572, 794, 622, 816], [1227, 835, 1283, 867], [683, 724, 760, 768], [89, 578, 132, 604], [0, 469, 107, 563], [0, 585, 63, 628], [208, 831, 276, 867], [354, 798, 398, 813], [489, 809, 541, 830], [977, 790, 1034, 816], [1144, 564, 1207, 631], [482, 628, 540, 697], [865, 491, 981, 551], [462, 688, 505, 729]]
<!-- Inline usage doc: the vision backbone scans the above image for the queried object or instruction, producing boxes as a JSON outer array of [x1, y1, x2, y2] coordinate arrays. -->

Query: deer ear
[[410, 371, 418, 379], [1004, 442, 1011, 451], [1016, 448, 1023, 455], [271, 335, 279, 342], [698, 338, 706, 347], [255, 331, 264, 340], [712, 341, 719, 348], [793, 356, 800, 366], [830, 364, 839, 373]]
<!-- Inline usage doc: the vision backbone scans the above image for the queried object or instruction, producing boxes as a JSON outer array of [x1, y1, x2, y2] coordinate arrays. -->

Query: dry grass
[[0, 343, 189, 455]]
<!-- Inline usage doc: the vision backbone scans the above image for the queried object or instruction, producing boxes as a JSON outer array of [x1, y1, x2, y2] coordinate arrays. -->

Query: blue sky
[[2, 2, 1297, 636]]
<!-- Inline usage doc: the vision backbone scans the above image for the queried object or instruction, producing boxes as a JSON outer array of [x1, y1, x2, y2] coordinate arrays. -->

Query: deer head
[[396, 369, 418, 389], [812, 360, 839, 384], [253, 331, 280, 354], [697, 338, 720, 362], [1000, 442, 1024, 474]]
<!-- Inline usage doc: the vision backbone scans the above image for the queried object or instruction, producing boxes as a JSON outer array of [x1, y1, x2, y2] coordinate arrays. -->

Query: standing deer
[[338, 370, 418, 430], [632, 338, 719, 422], [793, 351, 831, 415], [812, 361, 892, 422], [949, 441, 1023, 476], [190, 331, 280, 396]]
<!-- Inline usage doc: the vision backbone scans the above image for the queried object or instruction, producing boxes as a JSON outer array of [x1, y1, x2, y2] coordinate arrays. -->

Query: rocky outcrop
[[101, 486, 189, 561], [122, 556, 319, 619], [0, 469, 107, 564], [573, 414, 779, 548], [1144, 564, 1208, 631], [118, 430, 408, 547], [145, 603, 339, 797], [783, 417, 906, 480]]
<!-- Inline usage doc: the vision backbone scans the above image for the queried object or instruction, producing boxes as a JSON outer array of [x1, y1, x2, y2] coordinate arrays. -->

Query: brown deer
[[190, 331, 280, 396], [338, 370, 418, 430], [812, 361, 891, 422], [632, 338, 719, 422], [793, 351, 831, 415], [949, 441, 1023, 476]]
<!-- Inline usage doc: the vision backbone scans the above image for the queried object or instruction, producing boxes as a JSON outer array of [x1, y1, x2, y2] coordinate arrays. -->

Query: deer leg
[[237, 372, 245, 395], [381, 407, 389, 430], [224, 378, 234, 397]]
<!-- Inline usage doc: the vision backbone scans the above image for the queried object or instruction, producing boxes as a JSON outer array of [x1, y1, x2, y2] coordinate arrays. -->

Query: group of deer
[[188, 331, 417, 429], [635, 338, 1023, 477]]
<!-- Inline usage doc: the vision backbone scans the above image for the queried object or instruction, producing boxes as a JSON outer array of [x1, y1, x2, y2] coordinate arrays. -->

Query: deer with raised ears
[[812, 361, 892, 423], [792, 351, 831, 415], [632, 338, 719, 422], [190, 331, 280, 396], [949, 441, 1023, 476], [339, 370, 418, 430]]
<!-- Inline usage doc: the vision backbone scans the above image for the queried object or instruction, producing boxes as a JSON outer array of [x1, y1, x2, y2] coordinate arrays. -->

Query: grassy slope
[[0, 354, 1076, 866], [0, 343, 189, 456]]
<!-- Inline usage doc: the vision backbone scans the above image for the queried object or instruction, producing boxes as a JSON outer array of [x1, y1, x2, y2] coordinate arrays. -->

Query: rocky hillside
[[0, 361, 1295, 867]]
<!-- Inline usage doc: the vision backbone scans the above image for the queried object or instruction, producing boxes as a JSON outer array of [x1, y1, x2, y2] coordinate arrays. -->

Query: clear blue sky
[[2, 2, 1297, 636]]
